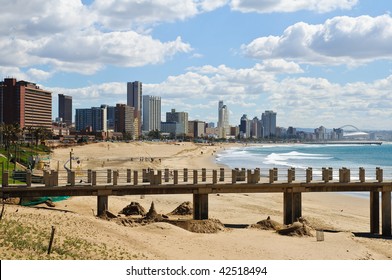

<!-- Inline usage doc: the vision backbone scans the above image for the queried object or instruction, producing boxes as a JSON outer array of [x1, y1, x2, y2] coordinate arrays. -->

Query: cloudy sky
[[1, 0, 392, 130]]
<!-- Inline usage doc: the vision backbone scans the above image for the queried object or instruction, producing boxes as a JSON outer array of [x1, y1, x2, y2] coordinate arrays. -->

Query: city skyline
[[1, 1, 392, 130]]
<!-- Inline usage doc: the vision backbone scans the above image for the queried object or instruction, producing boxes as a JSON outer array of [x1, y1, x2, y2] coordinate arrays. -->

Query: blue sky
[[1, 0, 392, 130]]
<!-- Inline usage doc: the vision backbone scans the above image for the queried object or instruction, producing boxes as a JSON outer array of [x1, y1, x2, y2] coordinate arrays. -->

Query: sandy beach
[[1, 141, 392, 260]]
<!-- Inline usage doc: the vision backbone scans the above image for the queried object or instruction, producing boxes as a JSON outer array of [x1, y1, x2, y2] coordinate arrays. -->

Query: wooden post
[[382, 190, 391, 236], [26, 170, 32, 187], [97, 195, 108, 216], [273, 168, 278, 181], [328, 168, 333, 181], [376, 167, 383, 183], [47, 226, 56, 255], [269, 169, 274, 184], [322, 168, 329, 183], [359, 167, 365, 183], [107, 169, 112, 184], [133, 170, 138, 185], [44, 170, 50, 187], [219, 168, 225, 182], [283, 192, 293, 225], [293, 192, 302, 221], [345, 168, 351, 183], [202, 168, 206, 182], [370, 191, 380, 234], [254, 168, 260, 183], [69, 171, 75, 186], [157, 170, 162, 184], [87, 169, 92, 183], [193, 170, 198, 184], [306, 168, 312, 183], [149, 170, 155, 185], [232, 169, 237, 184], [183, 168, 188, 182], [52, 171, 58, 187], [287, 168, 294, 183], [173, 170, 178, 184], [212, 170, 217, 184], [92, 171, 97, 186], [164, 169, 169, 182], [113, 170, 118, 186], [247, 169, 252, 183], [193, 193, 209, 220], [126, 169, 131, 183]]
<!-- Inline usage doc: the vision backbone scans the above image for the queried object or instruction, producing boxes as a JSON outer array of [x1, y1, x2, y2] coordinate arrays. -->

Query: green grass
[[0, 215, 143, 260]]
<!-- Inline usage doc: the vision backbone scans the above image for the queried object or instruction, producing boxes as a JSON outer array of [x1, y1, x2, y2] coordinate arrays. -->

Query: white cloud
[[242, 14, 392, 66], [0, 0, 192, 75], [230, 0, 358, 13], [92, 0, 199, 30]]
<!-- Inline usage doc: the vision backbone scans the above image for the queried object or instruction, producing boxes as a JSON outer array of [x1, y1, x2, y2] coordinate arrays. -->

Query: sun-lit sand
[[1, 141, 392, 260]]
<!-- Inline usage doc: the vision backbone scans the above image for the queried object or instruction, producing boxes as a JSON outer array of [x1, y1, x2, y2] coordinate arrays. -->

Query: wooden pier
[[1, 167, 391, 236]]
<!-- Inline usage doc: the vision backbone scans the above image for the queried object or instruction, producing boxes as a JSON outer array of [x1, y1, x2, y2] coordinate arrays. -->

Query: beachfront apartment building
[[218, 100, 229, 138], [188, 120, 205, 138], [127, 81, 142, 137], [0, 78, 52, 129], [166, 109, 188, 135], [115, 104, 134, 138], [58, 94, 72, 126], [75, 105, 107, 132], [142, 95, 161, 132], [262, 110, 277, 138]]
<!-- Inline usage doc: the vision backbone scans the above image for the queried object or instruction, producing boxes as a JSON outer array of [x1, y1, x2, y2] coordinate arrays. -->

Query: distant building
[[1, 78, 52, 129], [142, 95, 161, 132], [127, 81, 142, 137], [161, 121, 184, 136], [218, 101, 229, 137], [188, 120, 205, 138], [115, 104, 134, 138], [262, 110, 277, 138], [106, 105, 116, 131], [58, 94, 72, 126], [251, 117, 262, 138], [166, 109, 188, 135], [75, 105, 107, 132], [239, 114, 250, 138]]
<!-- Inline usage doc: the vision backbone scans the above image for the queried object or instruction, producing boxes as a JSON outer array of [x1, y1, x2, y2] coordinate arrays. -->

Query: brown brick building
[[0, 78, 52, 129]]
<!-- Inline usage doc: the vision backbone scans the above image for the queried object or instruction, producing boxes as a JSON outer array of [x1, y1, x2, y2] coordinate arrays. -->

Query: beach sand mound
[[119, 202, 147, 216], [251, 216, 284, 230], [168, 219, 225, 233], [169, 201, 193, 215], [277, 221, 314, 237]]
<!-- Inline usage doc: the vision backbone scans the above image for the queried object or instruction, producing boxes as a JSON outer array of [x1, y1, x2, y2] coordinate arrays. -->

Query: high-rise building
[[142, 95, 161, 132], [58, 94, 72, 126], [217, 100, 229, 138], [188, 120, 205, 138], [262, 110, 277, 138], [127, 81, 142, 137], [115, 104, 134, 138], [166, 109, 188, 135], [239, 114, 250, 138], [75, 105, 107, 132], [251, 116, 262, 138], [106, 105, 116, 131], [0, 78, 52, 129]]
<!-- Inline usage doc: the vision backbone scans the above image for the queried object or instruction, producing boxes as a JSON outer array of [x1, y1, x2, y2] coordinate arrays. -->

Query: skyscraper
[[0, 78, 52, 129], [166, 109, 188, 135], [142, 95, 161, 132], [217, 100, 229, 138], [262, 110, 277, 138], [127, 81, 142, 137], [115, 104, 134, 138], [239, 114, 250, 138], [75, 105, 107, 132], [58, 94, 72, 126]]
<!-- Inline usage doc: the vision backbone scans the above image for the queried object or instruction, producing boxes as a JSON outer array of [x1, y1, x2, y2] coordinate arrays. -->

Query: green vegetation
[[0, 215, 142, 260]]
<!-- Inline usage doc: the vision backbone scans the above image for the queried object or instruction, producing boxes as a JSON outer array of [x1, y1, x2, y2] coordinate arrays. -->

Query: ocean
[[216, 143, 392, 198]]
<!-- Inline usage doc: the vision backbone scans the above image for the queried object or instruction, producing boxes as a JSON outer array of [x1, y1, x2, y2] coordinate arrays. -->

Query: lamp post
[[69, 148, 73, 170]]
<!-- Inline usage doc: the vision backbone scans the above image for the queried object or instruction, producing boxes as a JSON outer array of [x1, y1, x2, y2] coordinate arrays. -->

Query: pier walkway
[[1, 167, 391, 236]]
